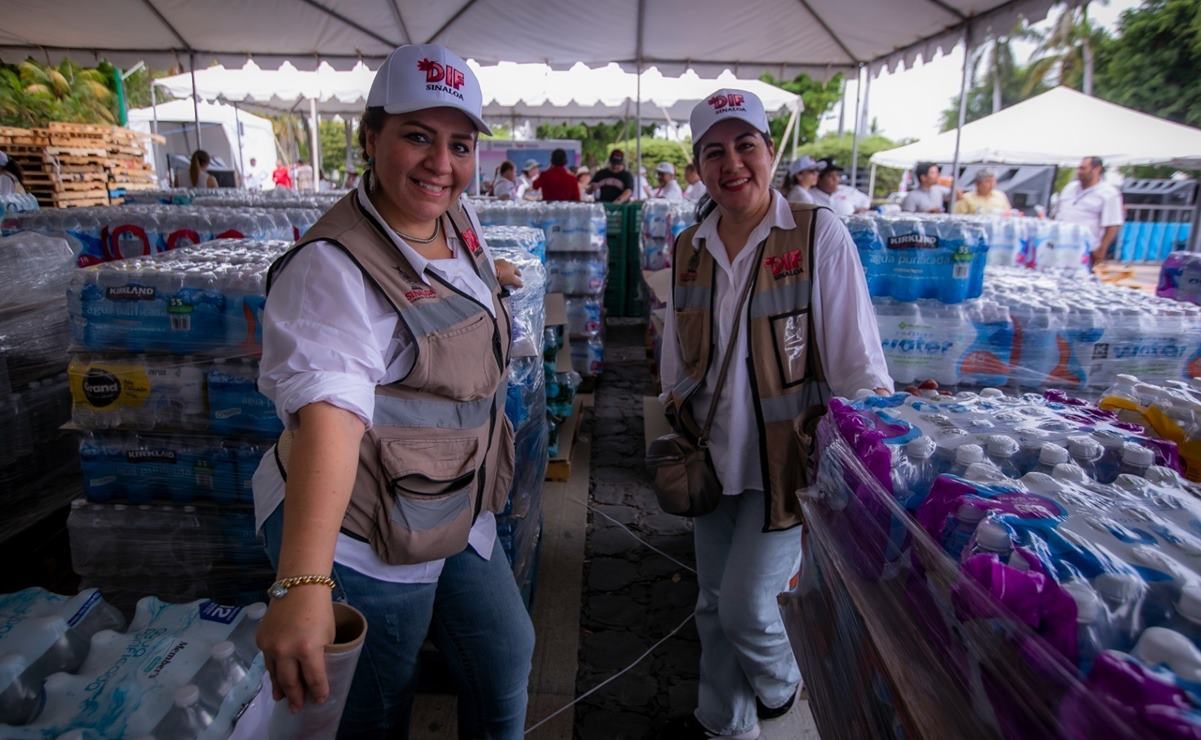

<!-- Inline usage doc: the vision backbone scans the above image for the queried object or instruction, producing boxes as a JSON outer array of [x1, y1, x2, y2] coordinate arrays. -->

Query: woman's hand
[[257, 586, 337, 712], [495, 258, 524, 289]]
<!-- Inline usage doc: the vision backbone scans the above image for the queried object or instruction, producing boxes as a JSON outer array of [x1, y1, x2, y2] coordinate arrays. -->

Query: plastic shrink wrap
[[0, 586, 268, 739], [783, 386, 1201, 739], [487, 233, 548, 605], [1160, 251, 1201, 306]]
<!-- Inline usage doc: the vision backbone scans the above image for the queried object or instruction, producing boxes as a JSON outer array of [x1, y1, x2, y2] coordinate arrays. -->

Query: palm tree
[[1023, 1, 1110, 96], [18, 59, 115, 124]]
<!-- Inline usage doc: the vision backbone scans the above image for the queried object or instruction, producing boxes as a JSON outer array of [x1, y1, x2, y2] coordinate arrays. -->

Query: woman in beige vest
[[659, 90, 892, 739], [253, 44, 532, 739]]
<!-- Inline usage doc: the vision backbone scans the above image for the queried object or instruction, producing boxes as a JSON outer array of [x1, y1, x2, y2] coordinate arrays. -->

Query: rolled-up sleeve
[[811, 210, 894, 397], [259, 241, 398, 429]]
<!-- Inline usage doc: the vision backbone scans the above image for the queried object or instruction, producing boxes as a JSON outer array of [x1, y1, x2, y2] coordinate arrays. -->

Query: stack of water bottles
[[639, 199, 695, 272], [66, 239, 290, 609], [485, 231, 549, 606], [784, 385, 1201, 738], [121, 189, 226, 205], [473, 200, 608, 377], [1, 192, 39, 215], [0, 233, 80, 541], [1, 205, 320, 267], [1159, 251, 1201, 306], [875, 267, 1201, 392], [0, 586, 266, 739], [1098, 374, 1201, 482]]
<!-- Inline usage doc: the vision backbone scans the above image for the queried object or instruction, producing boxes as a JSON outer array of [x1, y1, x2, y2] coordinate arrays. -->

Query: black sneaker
[[755, 688, 798, 720], [660, 713, 761, 739]]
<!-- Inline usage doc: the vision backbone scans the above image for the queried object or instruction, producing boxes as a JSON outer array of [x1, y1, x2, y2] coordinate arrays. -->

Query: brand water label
[[198, 601, 242, 625], [105, 285, 156, 301], [887, 234, 939, 250]]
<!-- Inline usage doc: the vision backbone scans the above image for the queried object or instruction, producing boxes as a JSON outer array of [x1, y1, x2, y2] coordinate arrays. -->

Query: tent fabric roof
[[869, 87, 1201, 169], [152, 61, 802, 123], [1, 0, 1080, 77]]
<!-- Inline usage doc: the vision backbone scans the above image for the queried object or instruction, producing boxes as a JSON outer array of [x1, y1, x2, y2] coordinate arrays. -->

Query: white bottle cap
[[1115, 373, 1140, 385], [1178, 584, 1201, 624], [243, 602, 267, 621], [175, 684, 200, 708], [1115, 474, 1150, 495], [955, 444, 984, 466], [987, 436, 1019, 457], [1007, 550, 1031, 571], [1094, 430, 1127, 450], [1121, 444, 1155, 467], [1052, 463, 1087, 483], [1019, 471, 1062, 495], [1067, 436, 1103, 460], [1061, 581, 1102, 624], [1133, 627, 1201, 683], [1039, 443, 1069, 466], [905, 436, 935, 460], [956, 501, 987, 524], [210, 640, 236, 660], [980, 388, 1004, 398], [975, 520, 1013, 553], [1093, 572, 1143, 605], [964, 463, 1003, 483], [1145, 466, 1180, 486]]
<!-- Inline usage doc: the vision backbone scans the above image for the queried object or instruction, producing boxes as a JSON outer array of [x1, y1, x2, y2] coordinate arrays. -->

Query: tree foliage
[[1094, 0, 1201, 128], [608, 136, 693, 177], [0, 59, 115, 127], [797, 132, 906, 198], [758, 72, 844, 150]]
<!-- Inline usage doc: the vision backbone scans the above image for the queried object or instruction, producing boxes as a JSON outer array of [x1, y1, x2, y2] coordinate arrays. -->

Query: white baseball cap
[[367, 43, 491, 135], [789, 155, 820, 176], [655, 162, 675, 175], [690, 88, 769, 145], [522, 159, 540, 172]]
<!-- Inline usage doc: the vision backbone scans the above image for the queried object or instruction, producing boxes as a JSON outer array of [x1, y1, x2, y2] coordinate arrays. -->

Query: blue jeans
[[261, 506, 535, 740], [693, 490, 803, 735]]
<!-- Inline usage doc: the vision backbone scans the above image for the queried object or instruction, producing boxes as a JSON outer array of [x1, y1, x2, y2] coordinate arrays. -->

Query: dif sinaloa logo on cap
[[418, 58, 466, 101], [707, 92, 746, 113]]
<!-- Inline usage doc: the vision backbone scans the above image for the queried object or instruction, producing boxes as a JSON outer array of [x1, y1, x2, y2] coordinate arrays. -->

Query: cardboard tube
[[267, 603, 367, 739]]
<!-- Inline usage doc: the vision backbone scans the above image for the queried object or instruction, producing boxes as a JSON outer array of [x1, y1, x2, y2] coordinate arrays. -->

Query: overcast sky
[[818, 0, 1144, 142]]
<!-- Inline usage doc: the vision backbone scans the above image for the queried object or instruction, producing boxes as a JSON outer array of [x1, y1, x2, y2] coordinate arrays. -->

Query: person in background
[[637, 165, 653, 200], [660, 87, 891, 740], [590, 149, 634, 203], [272, 160, 293, 189], [517, 159, 541, 200], [254, 42, 533, 739], [810, 160, 870, 217], [954, 168, 1011, 215], [294, 158, 314, 193], [784, 155, 820, 205], [0, 152, 26, 196], [244, 156, 264, 191], [577, 166, 594, 202], [900, 162, 947, 213], [492, 160, 518, 200], [1054, 156, 1124, 265], [532, 148, 580, 201], [683, 162, 706, 203], [187, 150, 219, 188], [653, 162, 684, 201]]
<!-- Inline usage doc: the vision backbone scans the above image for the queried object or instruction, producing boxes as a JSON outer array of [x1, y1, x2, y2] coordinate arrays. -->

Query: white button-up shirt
[[254, 177, 498, 582], [811, 185, 871, 217], [1054, 180, 1124, 247], [786, 185, 815, 205], [684, 181, 707, 203], [654, 180, 685, 202], [659, 192, 892, 495]]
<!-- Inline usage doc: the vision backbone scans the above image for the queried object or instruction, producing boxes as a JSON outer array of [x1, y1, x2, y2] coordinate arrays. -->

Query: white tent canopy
[[127, 99, 277, 184], [2, 0, 1078, 77], [871, 87, 1201, 170], [152, 60, 801, 123]]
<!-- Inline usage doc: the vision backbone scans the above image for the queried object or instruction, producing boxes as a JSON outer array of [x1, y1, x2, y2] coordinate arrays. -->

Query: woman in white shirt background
[[491, 159, 518, 200], [659, 90, 891, 739], [253, 44, 533, 739], [784, 155, 819, 205], [0, 152, 26, 196]]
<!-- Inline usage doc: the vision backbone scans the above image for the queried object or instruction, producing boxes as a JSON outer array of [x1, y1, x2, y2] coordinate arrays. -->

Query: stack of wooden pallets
[[0, 123, 110, 208], [104, 126, 157, 203]]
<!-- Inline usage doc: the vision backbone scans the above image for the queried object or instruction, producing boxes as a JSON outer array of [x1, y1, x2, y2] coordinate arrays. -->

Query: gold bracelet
[[268, 574, 336, 600]]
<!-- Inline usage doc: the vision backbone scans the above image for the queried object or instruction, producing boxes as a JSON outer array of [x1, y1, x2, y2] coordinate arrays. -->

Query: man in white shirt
[[900, 162, 948, 213], [652, 161, 685, 201], [244, 157, 264, 190], [1054, 156, 1124, 265], [517, 159, 540, 201], [682, 162, 706, 202], [810, 160, 871, 217]]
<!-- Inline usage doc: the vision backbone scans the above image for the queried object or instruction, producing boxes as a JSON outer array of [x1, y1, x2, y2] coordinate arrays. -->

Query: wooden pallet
[[546, 395, 586, 482]]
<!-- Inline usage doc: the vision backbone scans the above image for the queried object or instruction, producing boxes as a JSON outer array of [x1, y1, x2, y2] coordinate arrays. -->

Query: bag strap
[[698, 238, 766, 446]]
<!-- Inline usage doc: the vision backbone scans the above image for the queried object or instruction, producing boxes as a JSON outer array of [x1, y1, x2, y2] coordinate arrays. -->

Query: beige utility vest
[[666, 202, 831, 531], [267, 191, 514, 565]]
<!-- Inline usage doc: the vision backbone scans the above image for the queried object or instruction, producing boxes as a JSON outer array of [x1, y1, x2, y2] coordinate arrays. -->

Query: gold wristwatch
[[267, 574, 336, 600]]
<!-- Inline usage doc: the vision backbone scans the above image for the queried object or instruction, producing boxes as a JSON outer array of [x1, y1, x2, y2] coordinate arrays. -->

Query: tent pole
[[635, 61, 642, 199], [860, 68, 872, 138], [150, 83, 160, 182], [309, 97, 320, 192], [868, 163, 878, 204], [837, 77, 846, 136], [950, 24, 973, 213], [189, 52, 201, 151], [233, 102, 245, 184], [474, 135, 481, 196], [849, 65, 863, 190], [791, 102, 800, 159]]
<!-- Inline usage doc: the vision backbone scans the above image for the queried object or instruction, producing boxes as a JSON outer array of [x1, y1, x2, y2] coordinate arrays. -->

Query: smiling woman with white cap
[[655, 89, 892, 739], [253, 43, 533, 739], [784, 155, 820, 205]]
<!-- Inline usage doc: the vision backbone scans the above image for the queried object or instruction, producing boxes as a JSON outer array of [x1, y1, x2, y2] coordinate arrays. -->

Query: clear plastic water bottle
[[1032, 442, 1070, 477], [1092, 430, 1127, 483], [1060, 580, 1113, 675], [1117, 443, 1155, 479], [891, 436, 936, 505], [230, 602, 267, 665], [26, 615, 90, 676], [0, 654, 41, 725], [1093, 572, 1146, 652], [968, 518, 1014, 559], [1167, 583, 1201, 646], [985, 435, 1022, 479], [944, 501, 988, 558], [1067, 436, 1104, 480], [948, 443, 985, 477], [152, 684, 214, 739], [1145, 465, 1181, 487], [1132, 627, 1201, 684], [1052, 462, 1088, 486], [195, 640, 248, 714]]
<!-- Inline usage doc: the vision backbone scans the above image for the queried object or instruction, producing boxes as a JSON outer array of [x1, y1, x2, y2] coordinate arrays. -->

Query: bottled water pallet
[[546, 395, 585, 482], [0, 587, 266, 739]]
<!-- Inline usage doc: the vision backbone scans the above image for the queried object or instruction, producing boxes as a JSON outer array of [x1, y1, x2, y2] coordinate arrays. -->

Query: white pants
[[694, 490, 803, 735]]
